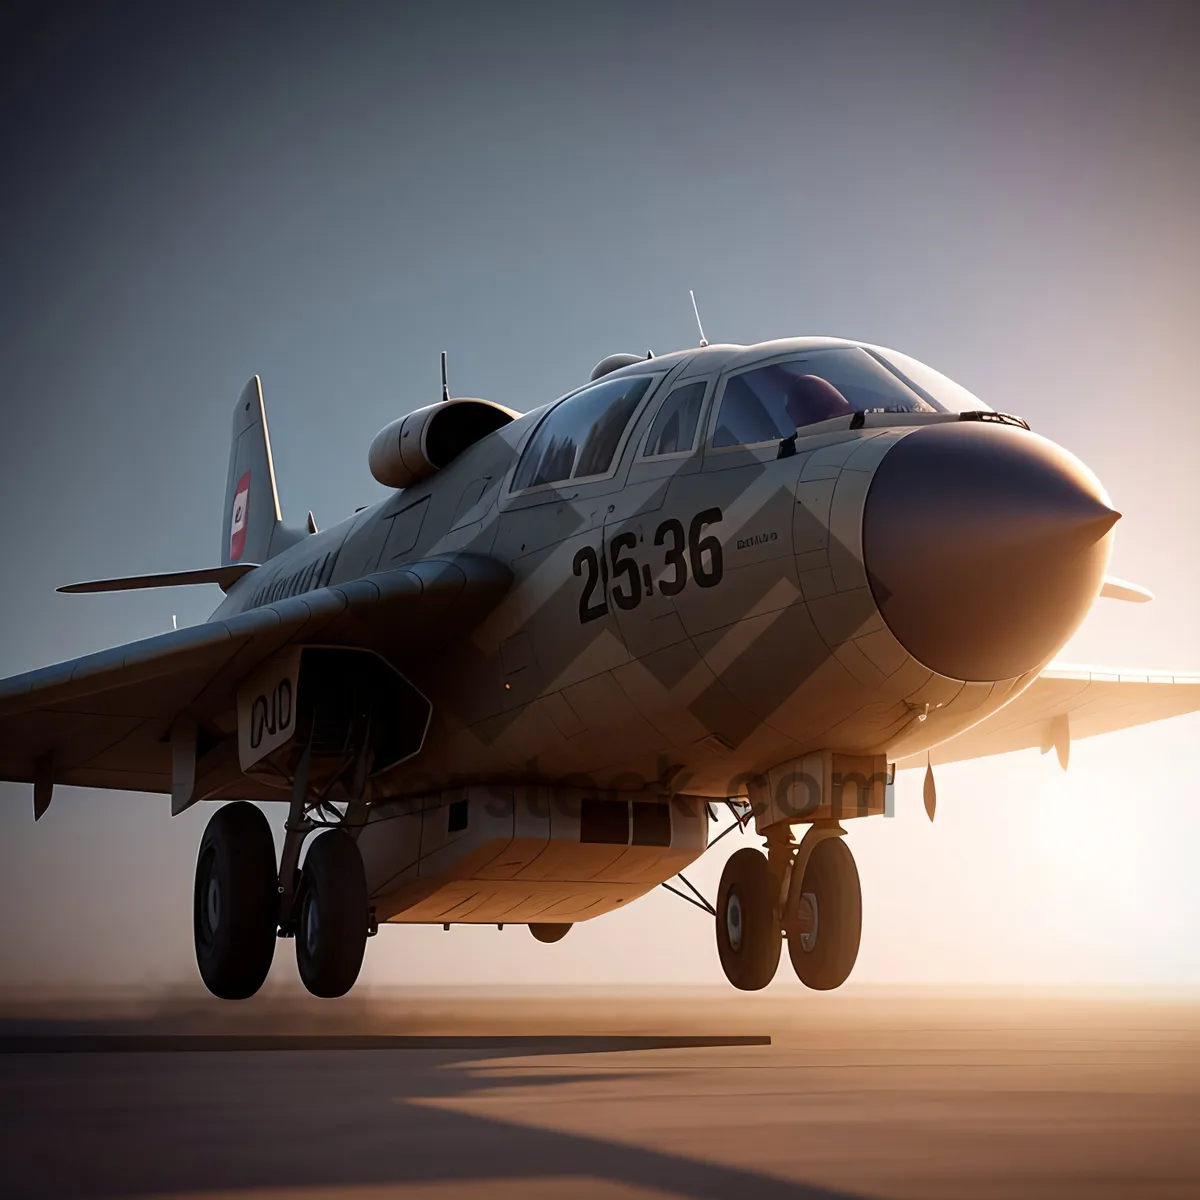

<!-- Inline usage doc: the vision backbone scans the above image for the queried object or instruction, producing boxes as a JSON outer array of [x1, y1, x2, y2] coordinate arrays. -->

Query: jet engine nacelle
[[368, 397, 519, 489]]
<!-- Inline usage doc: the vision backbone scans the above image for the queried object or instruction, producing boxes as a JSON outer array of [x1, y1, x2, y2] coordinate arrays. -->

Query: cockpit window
[[713, 346, 938, 448], [865, 346, 993, 413], [512, 375, 654, 490], [642, 381, 705, 457]]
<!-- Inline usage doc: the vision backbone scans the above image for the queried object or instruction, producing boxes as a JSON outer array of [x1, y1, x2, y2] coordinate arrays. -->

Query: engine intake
[[368, 398, 519, 489]]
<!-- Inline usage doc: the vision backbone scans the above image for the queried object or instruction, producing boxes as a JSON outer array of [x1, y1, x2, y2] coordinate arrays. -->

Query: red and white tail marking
[[229, 471, 251, 560]]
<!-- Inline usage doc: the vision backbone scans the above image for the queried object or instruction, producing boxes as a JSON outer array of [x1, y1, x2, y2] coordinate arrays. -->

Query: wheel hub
[[726, 890, 744, 951], [798, 892, 819, 953], [205, 875, 221, 934], [303, 892, 321, 956]]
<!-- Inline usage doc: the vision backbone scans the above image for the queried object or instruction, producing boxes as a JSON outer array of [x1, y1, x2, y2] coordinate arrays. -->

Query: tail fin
[[223, 377, 303, 566]]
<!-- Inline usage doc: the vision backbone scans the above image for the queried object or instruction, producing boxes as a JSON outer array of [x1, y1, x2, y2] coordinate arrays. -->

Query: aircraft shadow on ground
[[0, 1023, 867, 1200], [0, 1030, 770, 1054]]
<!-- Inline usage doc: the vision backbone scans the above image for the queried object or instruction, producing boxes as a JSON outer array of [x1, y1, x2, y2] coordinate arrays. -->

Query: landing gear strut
[[714, 826, 862, 992], [277, 737, 372, 999]]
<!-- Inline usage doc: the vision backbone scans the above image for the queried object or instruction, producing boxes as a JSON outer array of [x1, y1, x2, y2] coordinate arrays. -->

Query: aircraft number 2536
[[572, 507, 724, 624]]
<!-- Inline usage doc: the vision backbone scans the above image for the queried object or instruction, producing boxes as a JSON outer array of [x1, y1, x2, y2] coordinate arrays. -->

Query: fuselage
[[212, 336, 1117, 807]]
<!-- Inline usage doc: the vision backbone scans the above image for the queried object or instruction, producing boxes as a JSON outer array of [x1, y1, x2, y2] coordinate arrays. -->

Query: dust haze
[[2, 986, 1199, 1197]]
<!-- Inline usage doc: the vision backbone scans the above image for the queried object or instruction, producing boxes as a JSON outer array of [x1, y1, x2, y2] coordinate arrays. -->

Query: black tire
[[787, 837, 862, 991], [194, 802, 278, 1000], [529, 922, 571, 943], [295, 830, 369, 999], [716, 848, 781, 991]]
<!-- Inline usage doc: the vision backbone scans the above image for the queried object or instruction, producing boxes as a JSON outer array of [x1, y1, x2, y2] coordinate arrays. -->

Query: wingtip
[[1100, 576, 1155, 603]]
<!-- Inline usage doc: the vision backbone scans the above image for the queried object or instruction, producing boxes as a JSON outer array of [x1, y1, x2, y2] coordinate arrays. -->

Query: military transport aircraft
[[2, 335, 1197, 999]]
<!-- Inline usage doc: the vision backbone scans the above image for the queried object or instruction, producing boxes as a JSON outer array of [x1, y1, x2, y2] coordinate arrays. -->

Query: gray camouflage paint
[[212, 338, 1105, 815], [0, 335, 1124, 924]]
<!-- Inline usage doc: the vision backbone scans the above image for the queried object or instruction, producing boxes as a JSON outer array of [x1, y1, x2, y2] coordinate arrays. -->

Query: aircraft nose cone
[[863, 422, 1118, 682]]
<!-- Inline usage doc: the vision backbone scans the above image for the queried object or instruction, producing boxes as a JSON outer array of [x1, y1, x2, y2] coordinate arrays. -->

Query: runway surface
[[2, 988, 1198, 1199]]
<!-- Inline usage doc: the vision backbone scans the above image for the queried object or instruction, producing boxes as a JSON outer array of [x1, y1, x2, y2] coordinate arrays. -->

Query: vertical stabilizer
[[222, 377, 284, 566]]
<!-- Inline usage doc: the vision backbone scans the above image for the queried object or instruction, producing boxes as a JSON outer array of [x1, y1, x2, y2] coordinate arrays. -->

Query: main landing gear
[[715, 825, 862, 991], [192, 799, 371, 1000]]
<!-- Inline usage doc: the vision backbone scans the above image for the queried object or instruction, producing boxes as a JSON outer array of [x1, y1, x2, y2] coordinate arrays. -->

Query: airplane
[[2, 334, 1197, 1000]]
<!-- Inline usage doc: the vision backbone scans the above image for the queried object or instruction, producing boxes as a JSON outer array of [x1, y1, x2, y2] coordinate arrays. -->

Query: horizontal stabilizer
[[1100, 576, 1154, 603], [58, 564, 259, 594]]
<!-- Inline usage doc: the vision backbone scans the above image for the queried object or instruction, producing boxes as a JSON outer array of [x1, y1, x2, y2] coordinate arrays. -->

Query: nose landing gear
[[714, 825, 862, 992]]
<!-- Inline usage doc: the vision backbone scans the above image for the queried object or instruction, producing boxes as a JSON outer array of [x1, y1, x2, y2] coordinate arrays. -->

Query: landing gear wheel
[[716, 848, 782, 991], [193, 802, 278, 1000], [529, 922, 571, 943], [295, 830, 369, 998], [787, 837, 861, 990]]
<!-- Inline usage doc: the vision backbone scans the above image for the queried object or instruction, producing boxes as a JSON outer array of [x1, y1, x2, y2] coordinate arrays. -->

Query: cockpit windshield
[[713, 346, 937, 447], [865, 346, 992, 414], [512, 374, 654, 490]]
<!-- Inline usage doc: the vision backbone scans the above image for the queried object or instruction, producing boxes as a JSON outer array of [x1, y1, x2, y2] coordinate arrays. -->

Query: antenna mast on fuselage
[[689, 290, 710, 348]]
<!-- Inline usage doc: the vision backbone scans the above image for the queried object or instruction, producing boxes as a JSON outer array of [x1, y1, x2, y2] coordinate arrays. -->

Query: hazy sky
[[1, 1, 1198, 990]]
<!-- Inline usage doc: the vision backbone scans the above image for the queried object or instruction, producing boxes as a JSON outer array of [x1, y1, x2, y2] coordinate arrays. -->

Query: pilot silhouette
[[778, 374, 853, 457], [785, 374, 853, 427]]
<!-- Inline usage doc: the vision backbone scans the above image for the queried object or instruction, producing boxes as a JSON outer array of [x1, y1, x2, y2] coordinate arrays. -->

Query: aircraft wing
[[0, 555, 510, 801], [897, 663, 1200, 769]]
